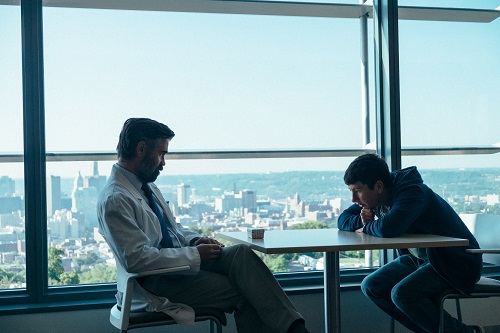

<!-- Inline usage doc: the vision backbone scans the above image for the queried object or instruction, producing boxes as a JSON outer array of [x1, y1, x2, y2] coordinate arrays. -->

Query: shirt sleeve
[[338, 204, 364, 231]]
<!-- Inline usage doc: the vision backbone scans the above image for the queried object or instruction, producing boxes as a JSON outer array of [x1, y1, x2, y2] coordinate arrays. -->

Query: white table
[[218, 229, 469, 333]]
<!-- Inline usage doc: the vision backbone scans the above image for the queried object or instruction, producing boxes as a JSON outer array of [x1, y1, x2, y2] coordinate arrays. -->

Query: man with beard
[[338, 153, 483, 333], [97, 118, 309, 333]]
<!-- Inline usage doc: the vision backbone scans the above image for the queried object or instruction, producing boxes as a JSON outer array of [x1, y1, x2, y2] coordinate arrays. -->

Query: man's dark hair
[[117, 118, 175, 160], [343, 153, 393, 189]]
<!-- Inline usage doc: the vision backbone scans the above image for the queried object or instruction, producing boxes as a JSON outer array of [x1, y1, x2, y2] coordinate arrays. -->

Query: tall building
[[237, 189, 257, 213], [177, 183, 191, 206], [71, 172, 84, 213], [47, 175, 62, 216], [0, 176, 15, 197], [72, 171, 99, 228], [290, 192, 304, 217], [84, 161, 107, 194]]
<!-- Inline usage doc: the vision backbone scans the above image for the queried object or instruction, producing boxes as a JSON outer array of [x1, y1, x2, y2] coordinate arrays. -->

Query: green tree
[[288, 220, 328, 230], [189, 225, 215, 238], [83, 252, 100, 266], [48, 247, 65, 283], [485, 204, 500, 215], [262, 254, 289, 273], [47, 247, 80, 285], [1, 268, 27, 288], [79, 264, 116, 284], [60, 270, 80, 285]]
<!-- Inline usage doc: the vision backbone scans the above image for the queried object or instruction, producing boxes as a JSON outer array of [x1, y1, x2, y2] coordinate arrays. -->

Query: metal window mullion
[[21, 0, 48, 303], [373, 0, 401, 171], [360, 0, 373, 268], [360, 1, 370, 148], [373, 4, 401, 320]]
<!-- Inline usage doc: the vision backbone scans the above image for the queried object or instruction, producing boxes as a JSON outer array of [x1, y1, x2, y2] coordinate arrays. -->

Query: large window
[[40, 3, 374, 288], [0, 4, 25, 290], [399, 1, 500, 263], [1, 0, 499, 311], [43, 9, 364, 152]]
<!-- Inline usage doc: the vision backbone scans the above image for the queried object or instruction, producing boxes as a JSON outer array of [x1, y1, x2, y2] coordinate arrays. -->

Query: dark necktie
[[142, 183, 174, 248]]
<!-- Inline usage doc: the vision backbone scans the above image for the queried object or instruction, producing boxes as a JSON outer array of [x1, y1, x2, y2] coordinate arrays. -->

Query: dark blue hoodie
[[338, 166, 482, 294]]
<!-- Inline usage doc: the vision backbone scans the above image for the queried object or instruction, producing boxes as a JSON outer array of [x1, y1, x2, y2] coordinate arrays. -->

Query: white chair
[[109, 265, 227, 333], [437, 249, 500, 333]]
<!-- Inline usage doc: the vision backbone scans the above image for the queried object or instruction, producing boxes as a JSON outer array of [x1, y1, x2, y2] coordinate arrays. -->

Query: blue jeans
[[361, 254, 472, 333]]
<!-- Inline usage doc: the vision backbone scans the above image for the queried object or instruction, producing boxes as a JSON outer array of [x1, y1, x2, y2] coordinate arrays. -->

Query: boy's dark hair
[[343, 153, 393, 189], [117, 118, 175, 160]]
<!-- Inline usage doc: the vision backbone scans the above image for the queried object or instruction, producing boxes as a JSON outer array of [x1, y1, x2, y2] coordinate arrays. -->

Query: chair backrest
[[461, 214, 500, 265], [109, 261, 191, 331]]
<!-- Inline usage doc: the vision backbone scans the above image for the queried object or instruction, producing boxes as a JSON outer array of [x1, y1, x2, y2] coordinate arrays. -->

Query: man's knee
[[232, 243, 254, 255], [361, 272, 392, 300], [222, 243, 254, 260], [361, 273, 377, 297], [390, 282, 414, 310]]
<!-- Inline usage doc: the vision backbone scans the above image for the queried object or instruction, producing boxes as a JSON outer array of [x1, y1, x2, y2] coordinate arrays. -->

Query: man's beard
[[137, 157, 162, 183]]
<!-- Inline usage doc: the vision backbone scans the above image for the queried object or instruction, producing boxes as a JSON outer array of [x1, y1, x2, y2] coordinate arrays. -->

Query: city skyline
[[1, 165, 499, 288]]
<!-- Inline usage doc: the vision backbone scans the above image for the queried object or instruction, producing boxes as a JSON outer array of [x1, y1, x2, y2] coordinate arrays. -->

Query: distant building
[[84, 161, 107, 194], [71, 170, 100, 228], [0, 212, 22, 228], [0, 176, 15, 197], [1, 252, 16, 264], [329, 198, 348, 215], [61, 197, 72, 211], [290, 193, 305, 217], [0, 196, 23, 214], [0, 226, 25, 244], [215, 193, 243, 213], [236, 189, 257, 213], [47, 175, 62, 216], [187, 202, 213, 221], [177, 183, 191, 206], [245, 212, 257, 225], [48, 209, 81, 239], [486, 194, 499, 206]]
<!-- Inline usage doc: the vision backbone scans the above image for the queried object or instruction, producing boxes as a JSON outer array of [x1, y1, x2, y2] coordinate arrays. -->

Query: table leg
[[324, 251, 340, 333]]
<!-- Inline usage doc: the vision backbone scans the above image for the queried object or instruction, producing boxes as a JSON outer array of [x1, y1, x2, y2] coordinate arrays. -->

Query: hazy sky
[[1, 1, 499, 179]]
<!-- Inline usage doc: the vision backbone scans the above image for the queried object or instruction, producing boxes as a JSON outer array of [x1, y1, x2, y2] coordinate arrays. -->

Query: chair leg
[[439, 297, 446, 333], [455, 298, 462, 323], [210, 318, 223, 333], [440, 297, 462, 333]]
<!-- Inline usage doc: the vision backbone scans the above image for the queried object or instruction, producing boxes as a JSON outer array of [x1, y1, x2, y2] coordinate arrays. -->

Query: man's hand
[[196, 244, 222, 263], [360, 208, 375, 225], [193, 237, 225, 247]]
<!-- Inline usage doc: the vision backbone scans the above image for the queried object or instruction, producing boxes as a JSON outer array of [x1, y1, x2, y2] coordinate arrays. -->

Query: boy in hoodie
[[338, 153, 483, 333]]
